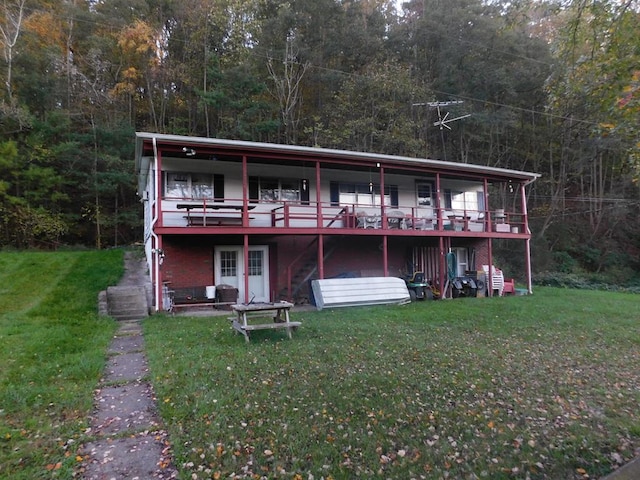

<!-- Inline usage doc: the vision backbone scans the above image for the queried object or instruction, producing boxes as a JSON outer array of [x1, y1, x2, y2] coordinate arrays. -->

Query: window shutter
[[300, 179, 310, 205], [390, 185, 399, 207], [213, 174, 224, 201], [249, 177, 259, 203], [444, 189, 452, 209], [330, 181, 339, 206]]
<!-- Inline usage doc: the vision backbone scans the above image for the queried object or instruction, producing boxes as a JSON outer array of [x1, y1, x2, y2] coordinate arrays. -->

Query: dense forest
[[0, 0, 638, 283]]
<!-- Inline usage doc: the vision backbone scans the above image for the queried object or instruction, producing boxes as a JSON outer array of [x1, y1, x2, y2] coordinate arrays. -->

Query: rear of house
[[135, 133, 539, 311]]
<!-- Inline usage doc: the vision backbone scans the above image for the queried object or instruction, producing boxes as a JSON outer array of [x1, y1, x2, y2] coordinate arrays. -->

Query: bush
[[533, 271, 640, 293]]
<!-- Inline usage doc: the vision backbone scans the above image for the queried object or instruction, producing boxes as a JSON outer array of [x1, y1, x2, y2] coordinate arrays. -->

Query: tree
[[267, 37, 309, 144], [0, 0, 26, 101], [319, 60, 427, 156], [538, 0, 640, 276]]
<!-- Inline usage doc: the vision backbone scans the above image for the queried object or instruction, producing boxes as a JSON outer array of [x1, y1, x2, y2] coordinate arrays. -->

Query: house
[[134, 132, 540, 311]]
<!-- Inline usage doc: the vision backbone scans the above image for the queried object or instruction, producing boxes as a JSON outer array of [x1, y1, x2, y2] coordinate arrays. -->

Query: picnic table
[[230, 301, 300, 342]]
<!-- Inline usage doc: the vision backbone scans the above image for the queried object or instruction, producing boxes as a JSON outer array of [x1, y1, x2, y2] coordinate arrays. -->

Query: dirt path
[[81, 251, 178, 479]]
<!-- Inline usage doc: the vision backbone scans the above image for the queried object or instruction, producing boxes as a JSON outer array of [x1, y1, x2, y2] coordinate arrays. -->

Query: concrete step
[[107, 286, 149, 321]]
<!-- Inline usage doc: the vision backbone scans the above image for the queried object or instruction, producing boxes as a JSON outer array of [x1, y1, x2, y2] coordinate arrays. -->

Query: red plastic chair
[[503, 278, 515, 295]]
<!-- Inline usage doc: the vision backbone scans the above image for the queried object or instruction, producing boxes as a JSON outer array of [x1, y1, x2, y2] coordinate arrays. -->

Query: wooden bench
[[172, 301, 235, 312], [184, 215, 251, 226]]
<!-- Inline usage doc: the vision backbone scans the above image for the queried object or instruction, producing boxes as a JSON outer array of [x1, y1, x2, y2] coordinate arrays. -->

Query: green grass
[[1, 251, 638, 480], [144, 289, 640, 480], [0, 250, 122, 480]]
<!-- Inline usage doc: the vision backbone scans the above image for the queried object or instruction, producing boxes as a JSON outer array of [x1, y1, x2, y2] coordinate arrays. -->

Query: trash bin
[[205, 285, 216, 299], [216, 284, 238, 309]]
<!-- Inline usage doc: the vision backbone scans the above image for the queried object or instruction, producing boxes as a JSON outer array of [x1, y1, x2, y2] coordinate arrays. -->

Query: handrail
[[325, 206, 349, 228], [286, 237, 319, 299], [158, 197, 526, 234]]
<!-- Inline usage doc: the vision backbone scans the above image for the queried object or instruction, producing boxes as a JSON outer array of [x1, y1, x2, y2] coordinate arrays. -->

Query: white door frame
[[214, 245, 270, 303]]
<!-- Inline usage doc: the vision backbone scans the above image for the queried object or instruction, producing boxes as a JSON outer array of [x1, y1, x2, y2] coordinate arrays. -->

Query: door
[[416, 181, 435, 220], [452, 247, 469, 277], [214, 246, 270, 303]]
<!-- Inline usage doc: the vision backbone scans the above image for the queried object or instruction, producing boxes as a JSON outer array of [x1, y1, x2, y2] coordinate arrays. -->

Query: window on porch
[[444, 189, 485, 212], [249, 177, 310, 204], [330, 182, 398, 207], [164, 172, 224, 200]]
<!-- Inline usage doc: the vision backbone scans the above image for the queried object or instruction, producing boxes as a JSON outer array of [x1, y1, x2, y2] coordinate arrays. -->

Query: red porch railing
[[157, 197, 526, 234]]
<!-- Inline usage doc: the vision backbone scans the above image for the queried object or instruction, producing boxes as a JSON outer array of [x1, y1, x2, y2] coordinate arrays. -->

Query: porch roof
[[135, 132, 540, 194]]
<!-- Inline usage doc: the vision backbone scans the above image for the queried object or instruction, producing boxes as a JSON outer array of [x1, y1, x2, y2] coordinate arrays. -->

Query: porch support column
[[438, 236, 445, 299], [379, 164, 388, 277], [484, 178, 493, 297], [483, 178, 490, 234], [242, 155, 248, 225], [487, 235, 494, 297], [242, 155, 250, 303], [243, 234, 249, 304], [435, 173, 442, 229], [521, 183, 533, 294], [316, 160, 322, 228], [382, 236, 388, 277], [317, 234, 325, 279], [379, 164, 385, 225]]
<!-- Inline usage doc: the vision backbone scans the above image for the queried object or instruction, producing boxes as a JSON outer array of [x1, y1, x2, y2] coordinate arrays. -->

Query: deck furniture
[[230, 301, 300, 342], [177, 203, 255, 226]]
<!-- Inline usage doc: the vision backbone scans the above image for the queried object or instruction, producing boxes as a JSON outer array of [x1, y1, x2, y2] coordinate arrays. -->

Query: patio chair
[[356, 211, 380, 229], [386, 210, 405, 229]]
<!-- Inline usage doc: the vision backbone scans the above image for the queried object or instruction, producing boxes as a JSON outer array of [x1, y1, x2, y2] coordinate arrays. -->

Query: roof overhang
[[135, 132, 540, 194]]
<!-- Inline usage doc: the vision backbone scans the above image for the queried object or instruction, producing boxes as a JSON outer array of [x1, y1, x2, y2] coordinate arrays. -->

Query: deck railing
[[157, 198, 526, 234]]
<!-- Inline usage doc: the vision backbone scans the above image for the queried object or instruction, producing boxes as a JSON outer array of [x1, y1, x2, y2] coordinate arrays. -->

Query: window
[[416, 181, 434, 207], [248, 250, 263, 276], [220, 251, 237, 277], [452, 247, 469, 277], [165, 173, 190, 198], [164, 172, 223, 200], [331, 182, 398, 207], [444, 189, 484, 212], [249, 177, 309, 204]]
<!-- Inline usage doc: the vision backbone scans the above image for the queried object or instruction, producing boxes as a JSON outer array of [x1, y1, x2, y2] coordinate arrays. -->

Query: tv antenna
[[413, 100, 471, 160]]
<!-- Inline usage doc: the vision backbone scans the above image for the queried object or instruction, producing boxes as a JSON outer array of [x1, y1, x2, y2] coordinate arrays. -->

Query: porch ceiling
[[135, 132, 540, 187]]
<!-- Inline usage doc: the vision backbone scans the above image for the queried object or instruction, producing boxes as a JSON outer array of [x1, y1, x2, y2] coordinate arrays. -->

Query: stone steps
[[106, 286, 149, 321]]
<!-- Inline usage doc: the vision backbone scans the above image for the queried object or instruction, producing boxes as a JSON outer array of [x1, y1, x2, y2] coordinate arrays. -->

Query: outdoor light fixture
[[153, 248, 165, 265], [182, 147, 196, 156]]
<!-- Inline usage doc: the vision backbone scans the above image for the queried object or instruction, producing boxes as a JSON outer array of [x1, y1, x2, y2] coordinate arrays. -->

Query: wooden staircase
[[279, 238, 337, 304]]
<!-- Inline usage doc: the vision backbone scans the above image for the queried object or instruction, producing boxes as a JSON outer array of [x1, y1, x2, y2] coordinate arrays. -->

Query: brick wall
[[157, 235, 491, 298], [161, 237, 215, 288]]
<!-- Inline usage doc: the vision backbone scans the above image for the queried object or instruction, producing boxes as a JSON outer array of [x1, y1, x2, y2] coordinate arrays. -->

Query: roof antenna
[[413, 100, 471, 161]]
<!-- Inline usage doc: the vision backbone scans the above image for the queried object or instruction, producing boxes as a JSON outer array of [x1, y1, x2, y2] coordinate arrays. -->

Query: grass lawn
[[0, 250, 122, 480], [144, 289, 640, 480]]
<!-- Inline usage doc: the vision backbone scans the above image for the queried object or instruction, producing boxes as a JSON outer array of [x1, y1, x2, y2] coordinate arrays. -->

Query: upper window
[[338, 183, 390, 207], [444, 189, 485, 212], [330, 182, 398, 208], [165, 172, 214, 199], [249, 177, 308, 203], [416, 181, 434, 207]]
